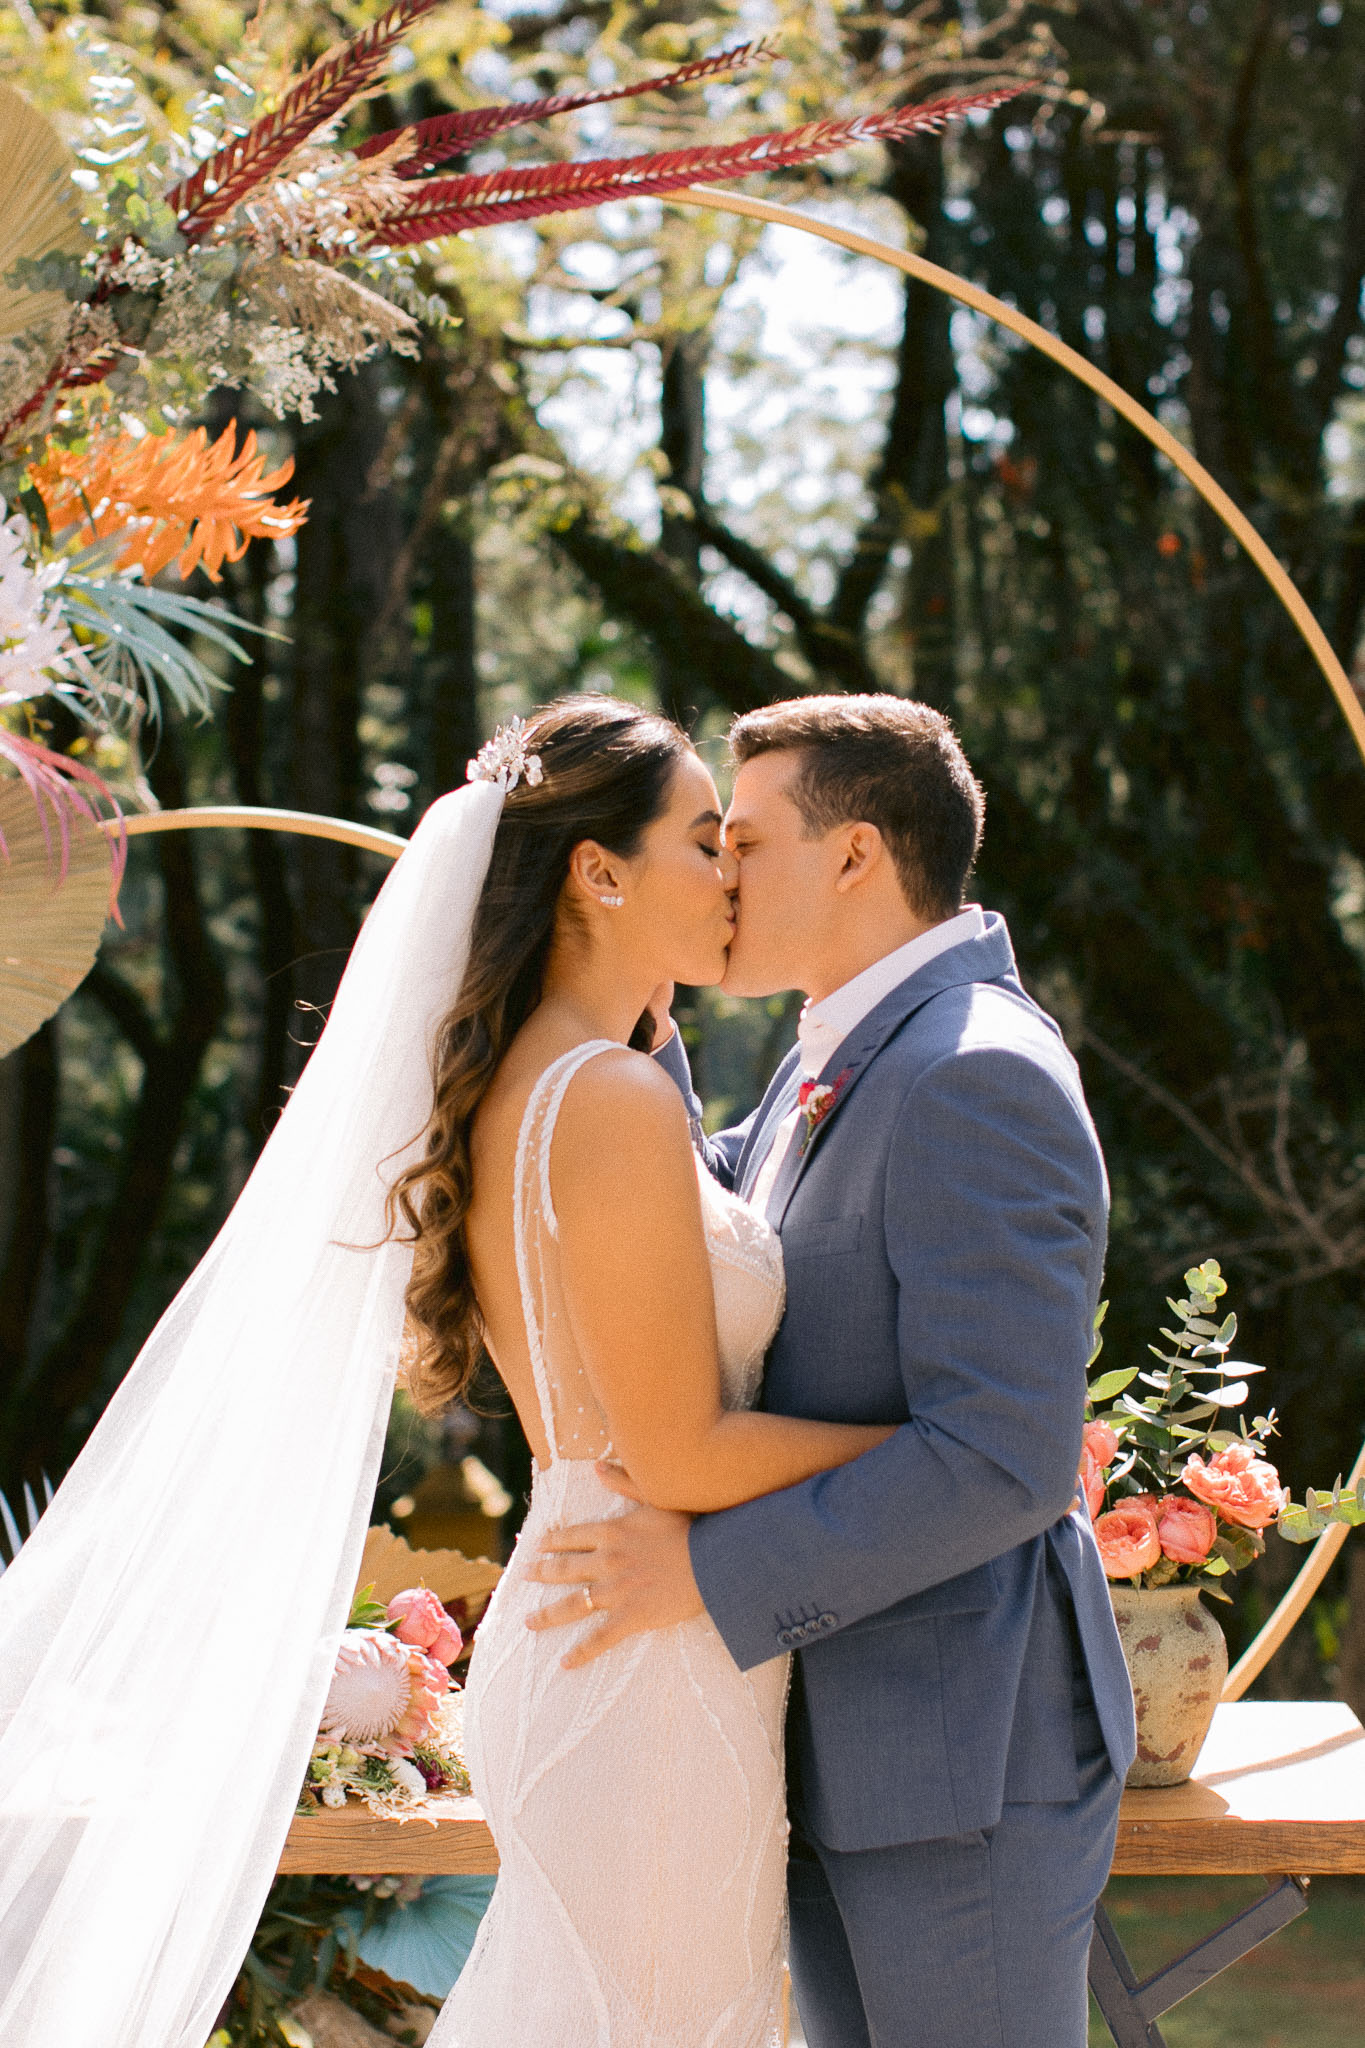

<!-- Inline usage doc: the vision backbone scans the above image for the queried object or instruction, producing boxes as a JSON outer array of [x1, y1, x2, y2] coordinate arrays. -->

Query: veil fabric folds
[[0, 779, 504, 2048]]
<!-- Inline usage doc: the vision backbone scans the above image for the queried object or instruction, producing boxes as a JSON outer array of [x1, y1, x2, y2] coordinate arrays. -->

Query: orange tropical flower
[[28, 423, 309, 582]]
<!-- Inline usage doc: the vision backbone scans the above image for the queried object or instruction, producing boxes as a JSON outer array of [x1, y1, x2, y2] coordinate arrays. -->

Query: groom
[[527, 693, 1136, 2047]]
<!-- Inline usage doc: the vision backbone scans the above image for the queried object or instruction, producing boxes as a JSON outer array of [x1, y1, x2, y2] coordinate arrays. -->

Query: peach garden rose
[[1181, 1441, 1288, 1531], [1082, 1418, 1120, 1469], [1078, 1446, 1105, 1521], [1155, 1494, 1217, 1565], [1093, 1499, 1162, 1580]]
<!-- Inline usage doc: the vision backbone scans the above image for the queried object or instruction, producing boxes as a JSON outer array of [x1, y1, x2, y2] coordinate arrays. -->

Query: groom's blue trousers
[[786, 1613, 1121, 2048]]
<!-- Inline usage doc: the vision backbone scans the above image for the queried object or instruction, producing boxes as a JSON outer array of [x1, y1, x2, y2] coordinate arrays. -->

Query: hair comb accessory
[[467, 717, 545, 794]]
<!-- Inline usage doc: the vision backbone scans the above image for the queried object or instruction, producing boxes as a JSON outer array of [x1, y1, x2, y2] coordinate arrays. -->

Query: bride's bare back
[[467, 1020, 891, 1508]]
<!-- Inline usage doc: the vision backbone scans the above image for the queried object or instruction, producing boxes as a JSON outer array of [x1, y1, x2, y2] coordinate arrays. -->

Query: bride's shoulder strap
[[513, 1038, 623, 1462], [517, 1037, 626, 1238]]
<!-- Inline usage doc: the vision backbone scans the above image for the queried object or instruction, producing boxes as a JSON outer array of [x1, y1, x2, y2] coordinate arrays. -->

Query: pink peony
[[1094, 1499, 1162, 1580], [1155, 1494, 1218, 1564], [319, 1629, 448, 1754], [387, 1586, 463, 1667], [1078, 1446, 1106, 1520], [1181, 1442, 1287, 1531], [1083, 1419, 1121, 1469]]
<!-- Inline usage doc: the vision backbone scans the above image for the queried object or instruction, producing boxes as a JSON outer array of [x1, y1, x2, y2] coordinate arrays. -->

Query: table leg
[[1088, 1876, 1310, 2047]]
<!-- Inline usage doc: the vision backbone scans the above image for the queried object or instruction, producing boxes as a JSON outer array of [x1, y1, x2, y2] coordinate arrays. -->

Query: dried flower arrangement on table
[[301, 1582, 471, 1819]]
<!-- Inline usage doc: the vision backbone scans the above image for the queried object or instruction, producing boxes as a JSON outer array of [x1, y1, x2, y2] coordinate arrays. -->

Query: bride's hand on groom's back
[[524, 1465, 703, 1668]]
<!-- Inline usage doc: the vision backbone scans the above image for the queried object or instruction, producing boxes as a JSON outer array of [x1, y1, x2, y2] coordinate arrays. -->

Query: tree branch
[[81, 962, 161, 1068], [690, 503, 880, 691], [23, 729, 228, 1468], [554, 515, 789, 716], [1225, 0, 1302, 467]]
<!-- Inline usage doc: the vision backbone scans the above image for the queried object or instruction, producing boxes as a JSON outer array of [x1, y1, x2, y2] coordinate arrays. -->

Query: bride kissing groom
[[524, 691, 1138, 2048], [0, 687, 1135, 2048]]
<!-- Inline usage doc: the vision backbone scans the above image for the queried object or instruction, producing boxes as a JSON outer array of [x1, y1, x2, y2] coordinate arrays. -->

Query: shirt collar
[[796, 906, 988, 1078]]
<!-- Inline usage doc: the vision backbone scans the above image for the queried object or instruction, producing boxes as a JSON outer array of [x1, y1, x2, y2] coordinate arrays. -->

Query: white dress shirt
[[748, 906, 987, 1213]]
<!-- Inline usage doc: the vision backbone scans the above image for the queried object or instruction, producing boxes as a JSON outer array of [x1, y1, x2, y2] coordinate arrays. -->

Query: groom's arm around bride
[[531, 694, 1137, 2048]]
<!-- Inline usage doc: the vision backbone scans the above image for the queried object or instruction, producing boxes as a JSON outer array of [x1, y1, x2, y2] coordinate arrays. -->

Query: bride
[[0, 694, 886, 2048], [409, 697, 890, 2045]]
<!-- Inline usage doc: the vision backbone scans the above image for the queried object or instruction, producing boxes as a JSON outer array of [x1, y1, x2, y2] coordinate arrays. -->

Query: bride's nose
[[718, 846, 740, 892]]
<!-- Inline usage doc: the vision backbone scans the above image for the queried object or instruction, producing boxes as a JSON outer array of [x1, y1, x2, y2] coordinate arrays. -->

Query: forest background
[[3, 0, 1365, 1711]]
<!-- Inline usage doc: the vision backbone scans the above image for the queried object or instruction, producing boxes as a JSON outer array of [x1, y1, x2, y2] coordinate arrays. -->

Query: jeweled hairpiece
[[467, 716, 545, 794]]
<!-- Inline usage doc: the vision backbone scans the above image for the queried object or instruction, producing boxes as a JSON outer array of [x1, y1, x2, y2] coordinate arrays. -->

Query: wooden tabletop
[[281, 1700, 1365, 1880], [282, 1794, 498, 1875], [1112, 1700, 1365, 1875]]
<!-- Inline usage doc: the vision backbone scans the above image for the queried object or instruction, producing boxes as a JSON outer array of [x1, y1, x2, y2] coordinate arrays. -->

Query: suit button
[[817, 1613, 837, 1629], [776, 1629, 796, 1649]]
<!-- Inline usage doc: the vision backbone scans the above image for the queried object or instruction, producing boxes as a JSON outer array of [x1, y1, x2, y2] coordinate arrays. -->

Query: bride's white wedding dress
[[431, 1039, 789, 2047]]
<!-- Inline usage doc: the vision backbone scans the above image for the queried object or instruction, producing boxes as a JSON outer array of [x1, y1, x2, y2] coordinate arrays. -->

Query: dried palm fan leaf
[[0, 774, 111, 1058], [0, 84, 87, 345], [357, 1523, 502, 1612]]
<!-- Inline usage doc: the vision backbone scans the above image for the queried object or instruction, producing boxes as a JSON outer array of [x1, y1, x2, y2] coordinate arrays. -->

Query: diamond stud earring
[[599, 894, 624, 908]]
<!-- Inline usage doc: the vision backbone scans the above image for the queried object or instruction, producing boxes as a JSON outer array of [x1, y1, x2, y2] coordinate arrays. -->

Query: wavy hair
[[389, 696, 691, 1414]]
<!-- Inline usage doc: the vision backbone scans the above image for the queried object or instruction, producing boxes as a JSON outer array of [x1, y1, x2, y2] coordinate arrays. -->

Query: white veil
[[0, 775, 505, 2048]]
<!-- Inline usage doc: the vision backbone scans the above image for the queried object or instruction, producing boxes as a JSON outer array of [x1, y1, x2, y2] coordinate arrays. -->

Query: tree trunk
[[286, 361, 405, 1055], [426, 517, 480, 800]]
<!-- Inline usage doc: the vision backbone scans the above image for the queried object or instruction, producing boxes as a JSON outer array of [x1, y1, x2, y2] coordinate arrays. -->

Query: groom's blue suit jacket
[[658, 913, 1136, 1853]]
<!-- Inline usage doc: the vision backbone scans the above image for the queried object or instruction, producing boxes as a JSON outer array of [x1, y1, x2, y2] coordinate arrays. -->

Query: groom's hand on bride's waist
[[524, 1463, 703, 1668]]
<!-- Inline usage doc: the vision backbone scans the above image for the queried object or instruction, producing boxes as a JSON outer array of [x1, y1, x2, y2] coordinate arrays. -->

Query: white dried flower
[[389, 1758, 426, 1800], [0, 510, 75, 704]]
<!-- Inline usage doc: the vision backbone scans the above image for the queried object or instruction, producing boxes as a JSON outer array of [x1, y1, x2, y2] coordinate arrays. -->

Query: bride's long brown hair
[[389, 696, 691, 1414]]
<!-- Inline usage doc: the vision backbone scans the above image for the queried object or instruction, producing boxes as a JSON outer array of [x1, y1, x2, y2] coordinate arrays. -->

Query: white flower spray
[[0, 506, 74, 704]]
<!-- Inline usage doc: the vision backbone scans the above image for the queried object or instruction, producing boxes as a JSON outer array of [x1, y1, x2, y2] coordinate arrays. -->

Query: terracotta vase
[[1109, 1582, 1228, 1788]]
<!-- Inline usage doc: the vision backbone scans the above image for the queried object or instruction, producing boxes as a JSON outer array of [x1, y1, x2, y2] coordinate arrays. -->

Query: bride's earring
[[599, 893, 624, 908]]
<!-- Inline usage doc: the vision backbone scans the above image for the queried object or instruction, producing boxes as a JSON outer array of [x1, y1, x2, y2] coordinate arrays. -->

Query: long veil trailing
[[0, 777, 504, 2048]]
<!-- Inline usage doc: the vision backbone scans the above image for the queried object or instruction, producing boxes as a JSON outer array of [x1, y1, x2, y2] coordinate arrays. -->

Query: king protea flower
[[319, 1628, 449, 1753]]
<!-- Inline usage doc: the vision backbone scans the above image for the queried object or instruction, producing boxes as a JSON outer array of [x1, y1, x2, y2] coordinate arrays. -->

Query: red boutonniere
[[797, 1068, 853, 1152]]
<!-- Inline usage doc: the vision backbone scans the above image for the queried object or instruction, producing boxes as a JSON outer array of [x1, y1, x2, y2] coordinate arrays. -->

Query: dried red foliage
[[166, 0, 446, 239], [364, 88, 1021, 245], [357, 38, 775, 176]]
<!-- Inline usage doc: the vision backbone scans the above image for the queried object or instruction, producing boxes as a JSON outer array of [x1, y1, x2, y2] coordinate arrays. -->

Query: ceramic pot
[[1109, 1582, 1228, 1788]]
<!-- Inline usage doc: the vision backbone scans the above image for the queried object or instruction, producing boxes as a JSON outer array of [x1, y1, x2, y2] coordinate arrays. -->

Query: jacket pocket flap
[[782, 1213, 864, 1258]]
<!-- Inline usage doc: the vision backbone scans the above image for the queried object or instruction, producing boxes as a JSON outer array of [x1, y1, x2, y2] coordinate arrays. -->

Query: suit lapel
[[768, 915, 1020, 1229], [735, 1048, 802, 1198]]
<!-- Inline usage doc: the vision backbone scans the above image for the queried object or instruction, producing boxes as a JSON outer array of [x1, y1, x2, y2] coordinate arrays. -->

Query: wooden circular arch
[[670, 186, 1365, 769]]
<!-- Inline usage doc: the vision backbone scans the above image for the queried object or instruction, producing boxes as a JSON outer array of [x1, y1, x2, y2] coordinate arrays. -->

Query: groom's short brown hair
[[729, 694, 985, 920]]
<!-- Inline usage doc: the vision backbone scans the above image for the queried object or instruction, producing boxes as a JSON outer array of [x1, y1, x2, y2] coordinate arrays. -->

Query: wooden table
[[281, 1700, 1365, 2044], [1095, 1700, 1365, 2046]]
